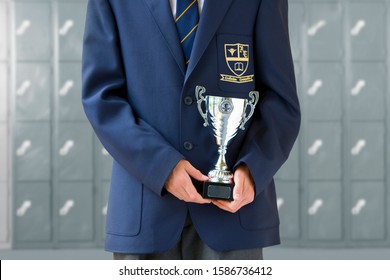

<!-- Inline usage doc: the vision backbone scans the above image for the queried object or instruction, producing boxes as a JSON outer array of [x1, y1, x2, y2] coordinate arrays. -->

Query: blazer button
[[184, 96, 193, 105], [183, 141, 193, 151]]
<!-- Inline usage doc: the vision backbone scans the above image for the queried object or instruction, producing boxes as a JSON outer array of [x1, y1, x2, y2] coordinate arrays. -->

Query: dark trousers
[[113, 214, 263, 260]]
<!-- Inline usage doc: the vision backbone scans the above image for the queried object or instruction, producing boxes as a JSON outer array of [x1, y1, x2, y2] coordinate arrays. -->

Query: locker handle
[[351, 20, 366, 36], [16, 140, 32, 156], [101, 148, 109, 156], [308, 20, 327, 36], [351, 139, 366, 156], [308, 199, 323, 215], [59, 19, 74, 36], [59, 200, 75, 216], [351, 199, 366, 215], [308, 139, 323, 156], [102, 204, 108, 216], [59, 80, 74, 96], [351, 80, 366, 96], [16, 20, 31, 36], [307, 79, 323, 96], [16, 200, 32, 217], [16, 80, 31, 96], [277, 197, 284, 210], [59, 140, 75, 156]]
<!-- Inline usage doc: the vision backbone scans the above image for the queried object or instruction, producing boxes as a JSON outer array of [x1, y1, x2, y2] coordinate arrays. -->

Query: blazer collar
[[143, 0, 234, 80]]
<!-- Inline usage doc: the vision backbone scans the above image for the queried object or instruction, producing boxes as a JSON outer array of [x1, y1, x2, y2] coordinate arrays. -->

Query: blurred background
[[0, 0, 390, 259]]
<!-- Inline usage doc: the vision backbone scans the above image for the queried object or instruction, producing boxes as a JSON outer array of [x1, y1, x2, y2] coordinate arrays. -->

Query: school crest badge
[[221, 43, 254, 83]]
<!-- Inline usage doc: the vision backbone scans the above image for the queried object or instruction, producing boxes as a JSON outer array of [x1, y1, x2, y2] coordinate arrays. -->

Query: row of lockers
[[13, 180, 385, 245], [1, 1, 390, 62], [13, 181, 108, 247], [2, 61, 387, 122], [277, 121, 386, 181], [3, 120, 385, 184], [1, 0, 390, 249], [290, 1, 388, 61], [0, 1, 86, 61], [277, 180, 388, 244]]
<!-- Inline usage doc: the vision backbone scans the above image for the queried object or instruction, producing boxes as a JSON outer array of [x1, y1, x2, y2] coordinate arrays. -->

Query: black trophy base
[[202, 181, 234, 201]]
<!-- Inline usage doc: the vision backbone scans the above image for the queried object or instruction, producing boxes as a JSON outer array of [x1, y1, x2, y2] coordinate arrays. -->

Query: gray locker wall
[[9, 0, 111, 248], [0, 0, 10, 249], [10, 0, 111, 249], [276, 0, 390, 248], [1, 0, 389, 249]]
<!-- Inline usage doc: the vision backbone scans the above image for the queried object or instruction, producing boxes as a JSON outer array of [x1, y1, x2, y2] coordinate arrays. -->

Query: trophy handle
[[195, 86, 209, 127], [240, 91, 260, 130]]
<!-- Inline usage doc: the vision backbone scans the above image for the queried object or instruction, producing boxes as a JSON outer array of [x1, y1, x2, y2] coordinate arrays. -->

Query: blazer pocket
[[106, 163, 143, 236], [217, 34, 256, 94], [239, 183, 279, 230]]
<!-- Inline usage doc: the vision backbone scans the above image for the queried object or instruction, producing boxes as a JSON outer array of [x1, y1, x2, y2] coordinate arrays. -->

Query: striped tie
[[175, 0, 199, 66]]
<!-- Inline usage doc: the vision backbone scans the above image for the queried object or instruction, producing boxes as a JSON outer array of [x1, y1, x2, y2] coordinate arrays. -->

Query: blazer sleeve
[[234, 0, 301, 196], [82, 0, 184, 196]]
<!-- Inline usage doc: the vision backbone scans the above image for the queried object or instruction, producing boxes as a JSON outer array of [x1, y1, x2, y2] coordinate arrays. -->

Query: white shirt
[[170, 0, 204, 18]]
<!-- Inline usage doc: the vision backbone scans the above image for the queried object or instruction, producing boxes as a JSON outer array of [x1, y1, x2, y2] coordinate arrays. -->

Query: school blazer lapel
[[143, 0, 186, 75], [185, 0, 234, 82]]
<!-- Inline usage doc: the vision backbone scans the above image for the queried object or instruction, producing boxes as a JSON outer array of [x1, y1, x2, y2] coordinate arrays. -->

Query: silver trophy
[[195, 85, 259, 201]]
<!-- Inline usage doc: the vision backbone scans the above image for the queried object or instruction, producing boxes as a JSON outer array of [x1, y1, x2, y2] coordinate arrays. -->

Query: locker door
[[0, 63, 7, 122], [275, 141, 299, 181], [14, 2, 51, 61], [276, 181, 300, 240], [0, 123, 7, 182], [350, 182, 386, 241], [57, 122, 93, 181], [57, 182, 94, 242], [15, 63, 51, 121], [57, 2, 88, 61], [349, 122, 385, 180], [348, 63, 386, 121], [305, 63, 343, 121], [58, 63, 85, 121], [306, 122, 342, 180], [14, 123, 51, 181], [0, 183, 8, 243], [14, 182, 52, 243], [289, 2, 304, 61], [0, 2, 8, 61], [96, 140, 113, 181], [308, 2, 343, 61], [307, 182, 342, 240], [349, 2, 386, 61]]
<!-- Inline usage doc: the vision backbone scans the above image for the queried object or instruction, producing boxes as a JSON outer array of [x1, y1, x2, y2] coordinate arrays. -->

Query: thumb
[[233, 170, 244, 200], [185, 162, 209, 181]]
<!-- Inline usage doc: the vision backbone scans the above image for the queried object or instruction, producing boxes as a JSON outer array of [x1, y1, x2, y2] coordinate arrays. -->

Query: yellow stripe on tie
[[175, 0, 197, 22], [180, 24, 198, 44], [186, 60, 190, 65]]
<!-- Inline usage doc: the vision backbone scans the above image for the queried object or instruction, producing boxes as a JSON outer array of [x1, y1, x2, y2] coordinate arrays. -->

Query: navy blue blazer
[[82, 0, 300, 253]]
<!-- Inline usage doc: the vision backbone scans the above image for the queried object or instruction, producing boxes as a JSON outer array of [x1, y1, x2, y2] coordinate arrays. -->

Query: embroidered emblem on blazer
[[220, 43, 254, 83]]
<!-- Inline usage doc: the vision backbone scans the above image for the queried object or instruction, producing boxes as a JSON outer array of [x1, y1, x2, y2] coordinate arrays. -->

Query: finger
[[212, 199, 245, 213], [233, 172, 244, 200], [184, 162, 209, 181], [182, 177, 212, 204], [186, 190, 212, 204]]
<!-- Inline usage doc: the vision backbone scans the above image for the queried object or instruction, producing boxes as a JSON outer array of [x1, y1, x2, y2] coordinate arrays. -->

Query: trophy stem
[[215, 145, 228, 171], [208, 144, 233, 184]]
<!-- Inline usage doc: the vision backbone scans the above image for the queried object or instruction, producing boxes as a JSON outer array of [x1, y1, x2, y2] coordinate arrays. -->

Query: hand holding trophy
[[195, 86, 259, 201]]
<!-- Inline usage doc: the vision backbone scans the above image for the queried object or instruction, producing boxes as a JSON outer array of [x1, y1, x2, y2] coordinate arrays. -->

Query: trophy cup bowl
[[195, 86, 259, 201]]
